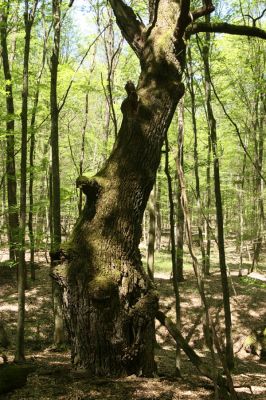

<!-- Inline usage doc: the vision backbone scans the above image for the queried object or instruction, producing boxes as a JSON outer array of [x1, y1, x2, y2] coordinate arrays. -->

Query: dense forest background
[[0, 0, 265, 267], [0, 0, 265, 399]]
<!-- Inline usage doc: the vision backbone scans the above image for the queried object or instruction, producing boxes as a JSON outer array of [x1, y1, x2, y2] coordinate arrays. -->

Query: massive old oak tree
[[52, 0, 266, 376]]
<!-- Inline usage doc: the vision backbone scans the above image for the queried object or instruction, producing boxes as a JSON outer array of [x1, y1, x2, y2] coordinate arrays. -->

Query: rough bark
[[52, 0, 187, 375]]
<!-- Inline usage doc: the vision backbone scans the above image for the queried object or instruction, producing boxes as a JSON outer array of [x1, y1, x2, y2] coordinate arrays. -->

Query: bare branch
[[186, 21, 266, 39], [245, 9, 266, 26], [175, 1, 215, 40], [191, 1, 215, 22], [174, 0, 191, 40], [108, 0, 145, 57]]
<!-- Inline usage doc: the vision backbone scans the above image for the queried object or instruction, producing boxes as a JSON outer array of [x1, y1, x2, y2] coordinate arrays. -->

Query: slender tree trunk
[[175, 152, 222, 400], [147, 185, 156, 281], [202, 17, 234, 370], [155, 171, 162, 251], [187, 48, 206, 274], [15, 0, 37, 362], [175, 99, 185, 282], [49, 0, 65, 348], [0, 142, 7, 245], [165, 136, 181, 376], [205, 134, 211, 274], [251, 90, 265, 272], [28, 13, 48, 279], [102, 9, 122, 140], [78, 93, 88, 215], [238, 153, 246, 276], [0, 3, 19, 263], [50, 0, 61, 253]]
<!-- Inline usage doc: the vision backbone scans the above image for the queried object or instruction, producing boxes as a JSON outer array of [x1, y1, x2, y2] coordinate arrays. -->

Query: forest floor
[[0, 245, 265, 400]]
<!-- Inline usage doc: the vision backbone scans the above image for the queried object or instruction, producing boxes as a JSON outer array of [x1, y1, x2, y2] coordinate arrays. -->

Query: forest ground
[[0, 243, 265, 400]]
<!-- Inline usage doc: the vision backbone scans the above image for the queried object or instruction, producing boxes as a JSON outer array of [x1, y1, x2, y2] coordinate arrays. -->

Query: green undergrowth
[[240, 275, 266, 289], [143, 250, 192, 274]]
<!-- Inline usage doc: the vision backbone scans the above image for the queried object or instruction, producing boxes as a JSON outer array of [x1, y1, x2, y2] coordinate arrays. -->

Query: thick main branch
[[108, 0, 145, 56], [187, 21, 266, 39]]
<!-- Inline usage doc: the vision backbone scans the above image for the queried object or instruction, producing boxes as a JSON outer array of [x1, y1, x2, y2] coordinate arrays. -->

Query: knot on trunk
[[76, 175, 103, 200], [50, 249, 68, 265], [50, 262, 68, 287], [121, 80, 139, 117], [129, 290, 159, 323], [88, 275, 119, 302]]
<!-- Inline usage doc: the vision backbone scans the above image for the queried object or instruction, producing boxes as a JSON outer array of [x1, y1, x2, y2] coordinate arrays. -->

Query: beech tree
[[52, 0, 266, 376]]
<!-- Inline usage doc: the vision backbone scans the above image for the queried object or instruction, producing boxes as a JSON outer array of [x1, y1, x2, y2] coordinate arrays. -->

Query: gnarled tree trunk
[[53, 72, 184, 377], [52, 0, 189, 376]]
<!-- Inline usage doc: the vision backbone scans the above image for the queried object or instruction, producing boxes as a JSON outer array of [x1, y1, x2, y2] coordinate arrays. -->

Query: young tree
[[146, 185, 156, 281], [15, 0, 39, 363], [52, 0, 266, 376], [186, 47, 206, 275], [50, 0, 62, 254], [28, 7, 50, 279], [165, 136, 181, 376], [50, 0, 65, 349], [0, 1, 19, 263], [175, 99, 185, 282], [201, 15, 234, 369]]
